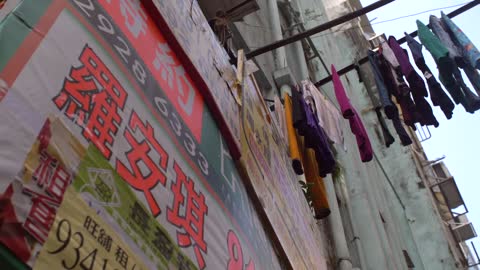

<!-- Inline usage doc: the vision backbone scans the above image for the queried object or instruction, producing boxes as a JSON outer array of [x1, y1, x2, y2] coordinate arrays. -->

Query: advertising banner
[[0, 0, 282, 269], [149, 0, 328, 267]]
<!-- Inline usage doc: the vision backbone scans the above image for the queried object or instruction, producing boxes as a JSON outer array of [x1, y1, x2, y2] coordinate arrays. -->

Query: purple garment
[[388, 36, 415, 78], [389, 36, 439, 127], [331, 65, 373, 162], [292, 88, 335, 177]]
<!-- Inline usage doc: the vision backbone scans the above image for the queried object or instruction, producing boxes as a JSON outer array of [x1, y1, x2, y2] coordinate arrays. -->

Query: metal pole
[[246, 0, 395, 59], [266, 0, 287, 70], [324, 175, 354, 270]]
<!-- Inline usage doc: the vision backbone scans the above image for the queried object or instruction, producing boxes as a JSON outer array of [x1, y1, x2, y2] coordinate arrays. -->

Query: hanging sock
[[463, 65, 480, 96], [377, 54, 416, 127], [301, 144, 331, 219], [375, 108, 395, 147], [405, 32, 455, 119], [376, 53, 416, 142], [331, 65, 373, 162], [417, 20, 475, 113], [451, 66, 480, 113], [368, 50, 396, 118], [441, 11, 480, 70], [390, 108, 413, 146], [389, 36, 439, 127], [388, 36, 427, 96], [429, 15, 464, 66], [425, 75, 454, 119]]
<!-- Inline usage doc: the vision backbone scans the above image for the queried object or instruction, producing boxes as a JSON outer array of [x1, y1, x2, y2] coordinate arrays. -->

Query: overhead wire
[[310, 2, 469, 40]]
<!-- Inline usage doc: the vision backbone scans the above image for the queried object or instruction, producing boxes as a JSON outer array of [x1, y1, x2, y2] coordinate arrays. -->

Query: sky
[[360, 0, 480, 262]]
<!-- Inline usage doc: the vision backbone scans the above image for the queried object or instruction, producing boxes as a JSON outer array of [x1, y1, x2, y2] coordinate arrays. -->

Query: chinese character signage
[[35, 187, 149, 270], [0, 0, 282, 269]]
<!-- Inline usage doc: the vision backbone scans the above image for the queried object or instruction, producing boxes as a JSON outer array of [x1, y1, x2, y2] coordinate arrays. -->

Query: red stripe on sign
[[96, 0, 205, 143], [1, 0, 65, 86]]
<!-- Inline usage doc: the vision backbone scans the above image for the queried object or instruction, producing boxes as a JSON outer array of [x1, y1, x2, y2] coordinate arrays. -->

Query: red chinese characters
[[21, 150, 71, 244], [32, 151, 71, 201], [116, 111, 169, 217], [53, 45, 128, 159], [22, 188, 61, 244], [167, 162, 208, 270], [227, 230, 255, 270]]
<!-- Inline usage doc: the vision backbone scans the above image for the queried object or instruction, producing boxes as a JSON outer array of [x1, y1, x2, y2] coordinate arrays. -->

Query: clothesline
[[314, 0, 480, 87], [245, 0, 395, 59]]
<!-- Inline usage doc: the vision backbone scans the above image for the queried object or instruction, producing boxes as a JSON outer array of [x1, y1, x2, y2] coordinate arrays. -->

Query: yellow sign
[[34, 187, 148, 270]]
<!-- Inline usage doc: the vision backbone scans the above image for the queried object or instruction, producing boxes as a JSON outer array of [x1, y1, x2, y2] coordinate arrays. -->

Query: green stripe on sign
[[0, 243, 29, 270], [0, 0, 53, 71]]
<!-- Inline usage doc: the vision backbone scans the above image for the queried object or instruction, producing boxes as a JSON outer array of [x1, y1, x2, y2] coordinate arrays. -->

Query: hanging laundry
[[302, 80, 345, 149], [405, 33, 454, 119], [429, 15, 464, 66], [374, 108, 395, 148], [292, 88, 336, 177], [378, 55, 420, 129], [441, 11, 480, 70], [282, 90, 331, 219], [299, 136, 331, 219], [380, 39, 400, 68], [368, 50, 413, 146], [417, 20, 480, 113], [284, 92, 303, 175], [448, 64, 480, 112], [331, 65, 373, 162], [388, 36, 439, 127], [378, 38, 420, 128], [368, 50, 396, 118], [428, 14, 480, 97], [462, 66, 480, 96]]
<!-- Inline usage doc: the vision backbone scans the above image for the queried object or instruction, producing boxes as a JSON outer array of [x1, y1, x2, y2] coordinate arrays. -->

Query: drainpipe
[[325, 175, 354, 270], [335, 177, 368, 270], [266, 0, 287, 70], [282, 0, 309, 80]]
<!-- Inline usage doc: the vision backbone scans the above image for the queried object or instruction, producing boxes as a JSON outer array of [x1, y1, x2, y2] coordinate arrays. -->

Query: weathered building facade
[[0, 0, 477, 269]]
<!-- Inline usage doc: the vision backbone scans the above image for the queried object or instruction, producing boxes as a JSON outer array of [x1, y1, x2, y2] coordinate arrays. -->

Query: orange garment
[[300, 137, 331, 219], [284, 93, 303, 175]]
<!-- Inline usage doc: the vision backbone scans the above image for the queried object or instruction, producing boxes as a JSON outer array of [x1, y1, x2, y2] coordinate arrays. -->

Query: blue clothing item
[[368, 50, 395, 119], [441, 11, 480, 69], [375, 108, 395, 148], [405, 32, 423, 62], [430, 15, 463, 65], [463, 65, 480, 96], [439, 58, 480, 113]]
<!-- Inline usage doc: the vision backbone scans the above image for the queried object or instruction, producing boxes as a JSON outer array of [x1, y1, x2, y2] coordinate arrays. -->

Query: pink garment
[[331, 65, 373, 162]]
